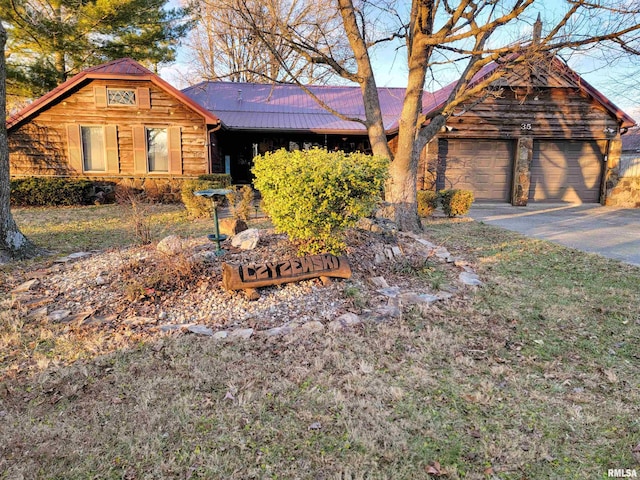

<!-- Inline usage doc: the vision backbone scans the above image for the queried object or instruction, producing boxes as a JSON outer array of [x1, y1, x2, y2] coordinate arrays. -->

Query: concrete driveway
[[468, 203, 640, 267]]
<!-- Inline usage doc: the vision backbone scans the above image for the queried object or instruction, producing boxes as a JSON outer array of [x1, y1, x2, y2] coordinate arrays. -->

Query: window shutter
[[104, 125, 119, 174], [132, 126, 148, 174], [94, 86, 107, 107], [168, 126, 182, 175], [66, 125, 83, 172], [137, 87, 151, 109]]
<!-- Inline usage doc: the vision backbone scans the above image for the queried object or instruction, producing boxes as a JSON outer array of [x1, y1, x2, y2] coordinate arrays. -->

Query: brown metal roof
[[181, 82, 405, 134], [7, 58, 220, 130], [622, 127, 640, 151]]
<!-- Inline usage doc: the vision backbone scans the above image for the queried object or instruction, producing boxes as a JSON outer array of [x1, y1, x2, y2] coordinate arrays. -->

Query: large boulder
[[219, 218, 248, 236], [231, 228, 260, 250], [157, 235, 184, 256]]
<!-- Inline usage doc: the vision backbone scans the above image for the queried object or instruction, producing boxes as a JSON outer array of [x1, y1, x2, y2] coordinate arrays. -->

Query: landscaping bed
[[0, 205, 639, 479]]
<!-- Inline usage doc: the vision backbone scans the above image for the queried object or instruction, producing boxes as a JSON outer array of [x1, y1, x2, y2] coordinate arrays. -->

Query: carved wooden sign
[[221, 254, 351, 296]]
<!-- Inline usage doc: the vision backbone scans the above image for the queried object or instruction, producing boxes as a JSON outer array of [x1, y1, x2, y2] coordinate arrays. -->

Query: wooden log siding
[[9, 79, 209, 178], [440, 88, 619, 141]]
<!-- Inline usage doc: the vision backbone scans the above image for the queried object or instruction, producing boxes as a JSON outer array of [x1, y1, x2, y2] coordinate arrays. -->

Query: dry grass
[[0, 209, 639, 479]]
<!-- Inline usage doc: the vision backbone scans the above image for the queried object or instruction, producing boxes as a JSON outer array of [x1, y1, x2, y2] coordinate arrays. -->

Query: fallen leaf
[[484, 466, 495, 475], [308, 422, 322, 430], [224, 391, 235, 401], [426, 461, 441, 475]]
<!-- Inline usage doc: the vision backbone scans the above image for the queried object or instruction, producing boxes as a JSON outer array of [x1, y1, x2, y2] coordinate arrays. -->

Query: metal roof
[[622, 127, 640, 151], [182, 82, 405, 134]]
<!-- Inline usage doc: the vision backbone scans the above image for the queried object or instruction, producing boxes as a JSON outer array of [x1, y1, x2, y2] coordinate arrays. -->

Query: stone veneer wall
[[606, 177, 640, 207], [512, 137, 533, 206]]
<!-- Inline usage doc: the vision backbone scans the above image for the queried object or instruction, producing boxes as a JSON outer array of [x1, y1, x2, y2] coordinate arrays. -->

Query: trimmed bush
[[10, 177, 94, 206], [417, 190, 438, 217], [439, 189, 474, 217], [180, 174, 231, 218], [226, 185, 255, 222], [181, 180, 219, 218], [253, 148, 388, 255], [197, 173, 232, 187]]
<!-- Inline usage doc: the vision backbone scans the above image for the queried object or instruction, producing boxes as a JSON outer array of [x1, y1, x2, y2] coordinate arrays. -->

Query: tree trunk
[[0, 23, 36, 261], [383, 2, 437, 232]]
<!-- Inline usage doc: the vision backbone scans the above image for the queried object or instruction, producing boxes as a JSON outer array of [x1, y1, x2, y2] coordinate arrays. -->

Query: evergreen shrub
[[252, 148, 388, 254], [180, 175, 230, 218], [439, 189, 474, 217], [417, 190, 438, 217], [10, 177, 94, 206]]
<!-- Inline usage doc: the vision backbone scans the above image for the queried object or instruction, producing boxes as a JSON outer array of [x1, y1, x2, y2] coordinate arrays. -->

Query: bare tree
[[228, 0, 640, 231], [0, 22, 36, 261], [184, 0, 349, 83]]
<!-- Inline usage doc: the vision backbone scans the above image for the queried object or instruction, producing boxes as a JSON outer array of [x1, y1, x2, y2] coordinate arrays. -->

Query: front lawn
[[0, 206, 638, 479]]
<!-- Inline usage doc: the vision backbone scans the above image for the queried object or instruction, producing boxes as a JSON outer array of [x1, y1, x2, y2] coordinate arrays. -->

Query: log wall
[[9, 79, 210, 178]]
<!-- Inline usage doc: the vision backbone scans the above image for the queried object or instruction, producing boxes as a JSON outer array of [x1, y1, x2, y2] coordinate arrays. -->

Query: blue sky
[[160, 0, 639, 122]]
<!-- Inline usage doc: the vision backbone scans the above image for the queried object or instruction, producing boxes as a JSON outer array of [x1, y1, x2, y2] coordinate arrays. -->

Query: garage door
[[530, 140, 604, 203], [436, 139, 514, 201]]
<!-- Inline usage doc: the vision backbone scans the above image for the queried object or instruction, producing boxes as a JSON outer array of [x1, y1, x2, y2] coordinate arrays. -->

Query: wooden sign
[[222, 254, 351, 298]]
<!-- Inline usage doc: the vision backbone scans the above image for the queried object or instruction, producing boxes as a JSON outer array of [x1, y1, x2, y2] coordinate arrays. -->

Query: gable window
[[81, 126, 106, 171], [107, 89, 136, 106], [147, 128, 168, 172]]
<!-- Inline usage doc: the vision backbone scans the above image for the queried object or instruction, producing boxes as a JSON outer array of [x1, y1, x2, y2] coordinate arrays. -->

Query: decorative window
[[107, 89, 136, 106], [80, 126, 106, 171], [147, 128, 169, 172]]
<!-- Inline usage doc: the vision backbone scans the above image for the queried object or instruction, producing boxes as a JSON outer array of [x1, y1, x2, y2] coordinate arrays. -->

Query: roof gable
[[7, 58, 220, 130], [414, 55, 635, 131]]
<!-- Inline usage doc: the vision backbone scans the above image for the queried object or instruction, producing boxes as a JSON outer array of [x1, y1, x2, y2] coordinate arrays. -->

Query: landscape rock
[[300, 321, 325, 333], [263, 325, 294, 337], [219, 218, 248, 236], [377, 286, 401, 298], [95, 274, 107, 286], [400, 292, 441, 305], [157, 235, 184, 256], [231, 229, 260, 250], [374, 253, 387, 265], [368, 276, 389, 288], [213, 330, 229, 340], [48, 310, 71, 322], [68, 252, 91, 259], [123, 316, 157, 326], [329, 312, 362, 331], [159, 324, 192, 333], [369, 304, 402, 322], [10, 279, 40, 294], [187, 325, 214, 336], [459, 271, 483, 286], [229, 328, 254, 340], [27, 306, 48, 319]]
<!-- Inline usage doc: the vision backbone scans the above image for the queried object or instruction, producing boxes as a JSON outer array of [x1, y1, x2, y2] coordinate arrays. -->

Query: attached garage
[[436, 139, 514, 201], [529, 140, 605, 203]]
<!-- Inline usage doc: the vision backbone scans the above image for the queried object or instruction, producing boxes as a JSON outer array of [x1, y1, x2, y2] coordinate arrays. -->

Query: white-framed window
[[107, 88, 136, 106], [146, 127, 169, 172], [80, 126, 106, 171]]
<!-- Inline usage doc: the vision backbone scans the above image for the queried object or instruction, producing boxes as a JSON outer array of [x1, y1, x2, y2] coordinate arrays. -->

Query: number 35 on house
[[521, 123, 532, 130]]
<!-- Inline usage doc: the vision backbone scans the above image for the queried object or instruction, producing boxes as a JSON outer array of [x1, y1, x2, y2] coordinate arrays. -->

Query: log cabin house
[[7, 56, 636, 205]]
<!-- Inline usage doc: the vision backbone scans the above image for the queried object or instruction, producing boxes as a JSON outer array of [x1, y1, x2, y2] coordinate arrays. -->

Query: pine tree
[[1, 0, 192, 101]]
